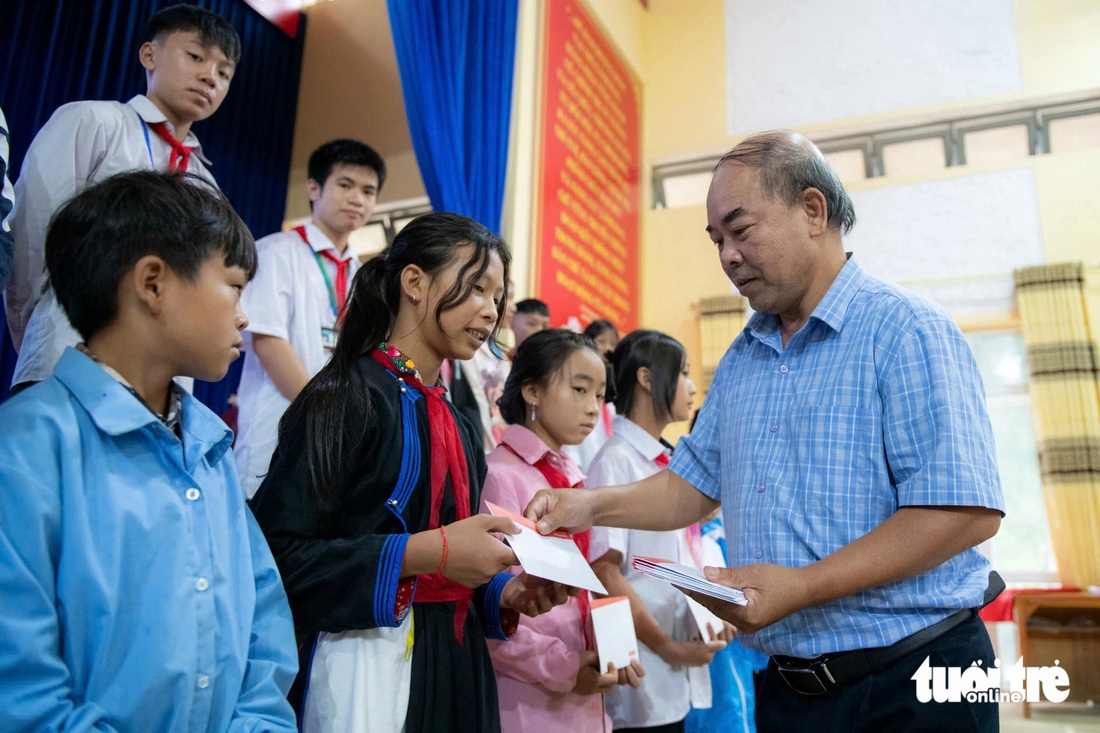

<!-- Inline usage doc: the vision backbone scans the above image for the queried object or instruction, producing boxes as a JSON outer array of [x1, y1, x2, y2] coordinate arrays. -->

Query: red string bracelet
[[437, 524, 449, 575]]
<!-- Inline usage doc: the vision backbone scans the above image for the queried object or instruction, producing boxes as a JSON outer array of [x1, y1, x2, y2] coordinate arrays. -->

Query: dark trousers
[[756, 614, 998, 733]]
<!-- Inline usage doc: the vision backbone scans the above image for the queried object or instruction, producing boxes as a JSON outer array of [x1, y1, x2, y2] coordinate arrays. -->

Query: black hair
[[283, 212, 511, 504], [610, 329, 686, 424], [143, 4, 242, 64], [499, 328, 602, 426], [45, 170, 256, 342], [514, 298, 549, 317], [583, 319, 618, 342], [308, 139, 387, 194]]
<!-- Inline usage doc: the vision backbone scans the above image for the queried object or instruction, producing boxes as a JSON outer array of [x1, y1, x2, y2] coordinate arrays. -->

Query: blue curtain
[[0, 0, 306, 410], [387, 0, 518, 234]]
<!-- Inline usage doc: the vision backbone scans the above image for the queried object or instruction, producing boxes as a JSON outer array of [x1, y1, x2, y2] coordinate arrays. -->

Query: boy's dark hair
[[610, 329, 686, 424], [46, 171, 256, 341], [499, 329, 601, 426], [308, 139, 387, 193], [583, 319, 618, 342], [143, 4, 242, 65], [285, 212, 510, 504], [514, 298, 549, 317]]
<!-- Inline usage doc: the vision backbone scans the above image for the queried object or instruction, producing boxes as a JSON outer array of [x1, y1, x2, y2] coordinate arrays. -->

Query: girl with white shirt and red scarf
[[588, 330, 735, 733]]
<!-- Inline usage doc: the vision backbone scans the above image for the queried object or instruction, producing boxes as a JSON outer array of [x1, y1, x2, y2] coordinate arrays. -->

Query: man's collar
[[746, 253, 864, 340]]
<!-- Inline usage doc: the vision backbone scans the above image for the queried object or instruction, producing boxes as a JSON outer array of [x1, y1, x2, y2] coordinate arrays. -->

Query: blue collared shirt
[[0, 348, 298, 732], [672, 257, 1005, 658]]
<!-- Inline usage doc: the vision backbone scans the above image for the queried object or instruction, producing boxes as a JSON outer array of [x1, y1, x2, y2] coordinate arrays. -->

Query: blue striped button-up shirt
[[671, 257, 1005, 658], [0, 348, 298, 732]]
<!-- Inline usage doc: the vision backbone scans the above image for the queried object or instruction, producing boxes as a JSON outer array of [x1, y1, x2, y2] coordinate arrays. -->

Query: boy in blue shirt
[[0, 171, 298, 732]]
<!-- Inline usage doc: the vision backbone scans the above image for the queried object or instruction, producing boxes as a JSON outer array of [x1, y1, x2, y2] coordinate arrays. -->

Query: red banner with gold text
[[534, 0, 641, 333]]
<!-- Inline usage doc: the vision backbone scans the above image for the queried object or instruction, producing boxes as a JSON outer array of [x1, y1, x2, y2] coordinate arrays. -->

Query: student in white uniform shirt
[[234, 139, 384, 497], [588, 330, 734, 733], [5, 5, 240, 391]]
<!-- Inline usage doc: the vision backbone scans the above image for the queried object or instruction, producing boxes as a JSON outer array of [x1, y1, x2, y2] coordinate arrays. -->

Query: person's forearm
[[400, 529, 444, 578], [251, 334, 311, 401], [802, 505, 1001, 606], [591, 470, 718, 532]]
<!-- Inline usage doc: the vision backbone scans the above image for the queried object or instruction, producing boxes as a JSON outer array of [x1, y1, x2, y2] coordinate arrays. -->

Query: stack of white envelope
[[630, 556, 748, 606]]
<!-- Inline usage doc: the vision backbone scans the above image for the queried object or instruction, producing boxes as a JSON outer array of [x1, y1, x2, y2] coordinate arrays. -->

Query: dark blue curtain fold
[[387, 0, 518, 235], [0, 0, 306, 409]]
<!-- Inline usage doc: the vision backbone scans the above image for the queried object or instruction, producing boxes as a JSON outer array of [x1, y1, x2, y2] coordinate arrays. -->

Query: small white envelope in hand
[[484, 501, 608, 595], [591, 596, 640, 671]]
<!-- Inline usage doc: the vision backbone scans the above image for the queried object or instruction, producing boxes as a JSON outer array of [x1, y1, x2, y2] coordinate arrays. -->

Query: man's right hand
[[524, 487, 598, 536]]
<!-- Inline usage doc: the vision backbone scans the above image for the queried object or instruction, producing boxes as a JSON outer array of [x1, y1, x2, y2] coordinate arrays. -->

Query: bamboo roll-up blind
[[1015, 263, 1100, 587]]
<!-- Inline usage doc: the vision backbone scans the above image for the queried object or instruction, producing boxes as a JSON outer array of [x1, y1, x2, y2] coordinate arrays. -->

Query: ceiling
[[283, 0, 426, 221]]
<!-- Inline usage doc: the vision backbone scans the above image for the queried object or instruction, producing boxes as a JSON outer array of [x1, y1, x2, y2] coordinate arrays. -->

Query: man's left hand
[[683, 564, 812, 634], [501, 572, 578, 618]]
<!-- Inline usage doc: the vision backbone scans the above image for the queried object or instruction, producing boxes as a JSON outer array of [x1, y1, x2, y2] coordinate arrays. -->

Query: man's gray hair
[[716, 131, 856, 235]]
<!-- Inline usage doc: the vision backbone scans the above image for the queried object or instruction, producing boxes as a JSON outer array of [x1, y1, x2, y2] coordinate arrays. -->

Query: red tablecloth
[[979, 587, 1079, 622]]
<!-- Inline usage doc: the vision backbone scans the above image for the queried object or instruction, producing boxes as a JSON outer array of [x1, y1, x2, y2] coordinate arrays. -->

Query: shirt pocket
[[789, 404, 879, 508]]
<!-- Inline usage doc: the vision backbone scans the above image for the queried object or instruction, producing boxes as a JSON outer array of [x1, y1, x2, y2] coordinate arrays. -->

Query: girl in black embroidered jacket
[[251, 212, 572, 733]]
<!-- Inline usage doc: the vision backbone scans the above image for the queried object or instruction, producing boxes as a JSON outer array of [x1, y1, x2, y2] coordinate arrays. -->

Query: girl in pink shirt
[[481, 329, 644, 732]]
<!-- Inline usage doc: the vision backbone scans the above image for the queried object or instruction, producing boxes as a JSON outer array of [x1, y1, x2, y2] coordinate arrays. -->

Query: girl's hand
[[616, 659, 646, 688], [500, 572, 575, 617], [572, 651, 618, 696], [715, 621, 737, 643], [654, 636, 725, 667], [440, 515, 521, 587]]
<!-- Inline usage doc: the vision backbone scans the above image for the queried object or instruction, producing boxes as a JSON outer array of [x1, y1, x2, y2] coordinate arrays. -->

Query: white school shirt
[[586, 415, 712, 728], [234, 221, 361, 498], [6, 95, 215, 388]]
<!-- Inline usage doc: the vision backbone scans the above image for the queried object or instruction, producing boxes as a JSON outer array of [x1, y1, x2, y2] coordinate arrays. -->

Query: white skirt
[[301, 614, 414, 733]]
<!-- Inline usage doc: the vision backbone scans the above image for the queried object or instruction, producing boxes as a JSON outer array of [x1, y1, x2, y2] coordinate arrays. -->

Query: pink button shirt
[[481, 424, 611, 733]]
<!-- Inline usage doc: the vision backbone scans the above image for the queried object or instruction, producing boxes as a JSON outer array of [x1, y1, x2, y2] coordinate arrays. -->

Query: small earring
[[530, 404, 537, 422]]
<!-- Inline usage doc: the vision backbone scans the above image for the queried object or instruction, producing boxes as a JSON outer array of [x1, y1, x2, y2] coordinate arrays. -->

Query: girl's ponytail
[[278, 252, 392, 505]]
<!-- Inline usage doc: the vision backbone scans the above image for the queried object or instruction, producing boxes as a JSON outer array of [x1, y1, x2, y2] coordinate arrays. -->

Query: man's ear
[[802, 187, 829, 238], [131, 255, 170, 315]]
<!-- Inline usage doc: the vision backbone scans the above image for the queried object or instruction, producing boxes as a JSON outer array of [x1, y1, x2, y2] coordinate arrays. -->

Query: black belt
[[773, 570, 1005, 696]]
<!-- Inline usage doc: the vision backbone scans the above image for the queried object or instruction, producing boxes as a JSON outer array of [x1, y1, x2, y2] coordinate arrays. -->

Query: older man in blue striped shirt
[[526, 130, 1005, 733]]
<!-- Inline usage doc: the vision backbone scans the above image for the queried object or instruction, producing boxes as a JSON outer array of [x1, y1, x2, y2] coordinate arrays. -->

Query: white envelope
[[686, 596, 726, 641], [484, 502, 608, 595], [631, 555, 748, 605], [591, 596, 640, 671]]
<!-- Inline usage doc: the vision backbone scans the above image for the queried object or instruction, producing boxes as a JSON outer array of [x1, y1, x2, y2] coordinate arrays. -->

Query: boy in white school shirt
[[233, 139, 385, 497], [5, 4, 240, 392]]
